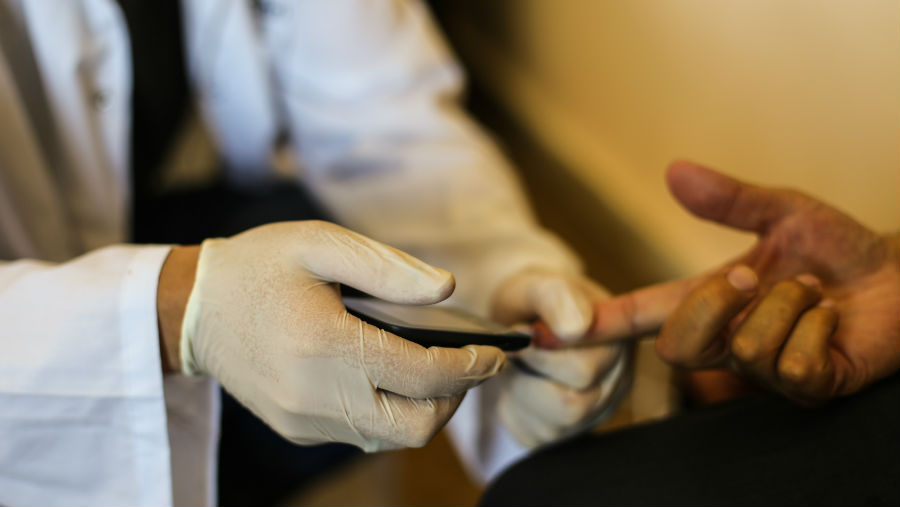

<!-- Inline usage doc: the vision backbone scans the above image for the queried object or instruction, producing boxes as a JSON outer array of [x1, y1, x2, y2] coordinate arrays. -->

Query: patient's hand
[[588, 161, 900, 404]]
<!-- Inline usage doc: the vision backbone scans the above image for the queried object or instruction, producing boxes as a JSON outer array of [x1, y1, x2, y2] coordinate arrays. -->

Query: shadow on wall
[[463, 83, 669, 293], [429, 1, 672, 293]]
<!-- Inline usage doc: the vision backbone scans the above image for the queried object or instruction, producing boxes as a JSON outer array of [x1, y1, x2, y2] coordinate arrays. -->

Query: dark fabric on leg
[[133, 182, 362, 506], [481, 373, 900, 507]]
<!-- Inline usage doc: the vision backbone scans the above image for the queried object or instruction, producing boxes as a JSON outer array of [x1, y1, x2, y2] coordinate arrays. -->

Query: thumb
[[299, 221, 455, 304], [666, 160, 806, 233]]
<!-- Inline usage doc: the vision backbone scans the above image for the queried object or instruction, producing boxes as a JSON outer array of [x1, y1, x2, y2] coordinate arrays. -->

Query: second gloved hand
[[491, 269, 628, 447], [180, 221, 506, 452]]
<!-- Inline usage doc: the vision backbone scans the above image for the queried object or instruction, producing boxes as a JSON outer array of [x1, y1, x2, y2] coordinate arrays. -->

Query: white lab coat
[[0, 1, 611, 505]]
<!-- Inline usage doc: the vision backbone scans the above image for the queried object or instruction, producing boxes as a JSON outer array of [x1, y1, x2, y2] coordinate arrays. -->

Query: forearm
[[157, 245, 200, 374]]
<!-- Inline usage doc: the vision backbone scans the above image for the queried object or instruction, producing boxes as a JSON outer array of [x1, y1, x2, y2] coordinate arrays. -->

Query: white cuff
[[118, 245, 176, 505]]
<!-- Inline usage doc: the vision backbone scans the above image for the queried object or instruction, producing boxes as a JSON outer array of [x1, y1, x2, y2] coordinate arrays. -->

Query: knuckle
[[619, 292, 641, 336]]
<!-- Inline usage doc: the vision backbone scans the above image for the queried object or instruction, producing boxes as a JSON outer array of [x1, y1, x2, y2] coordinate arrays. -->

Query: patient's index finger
[[589, 276, 704, 342]]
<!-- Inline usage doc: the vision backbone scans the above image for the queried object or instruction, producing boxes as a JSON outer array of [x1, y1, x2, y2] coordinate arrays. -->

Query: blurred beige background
[[439, 0, 899, 280], [287, 2, 899, 505]]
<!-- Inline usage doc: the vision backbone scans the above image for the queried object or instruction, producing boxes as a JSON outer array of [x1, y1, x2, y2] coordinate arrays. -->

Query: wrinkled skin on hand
[[590, 161, 900, 404]]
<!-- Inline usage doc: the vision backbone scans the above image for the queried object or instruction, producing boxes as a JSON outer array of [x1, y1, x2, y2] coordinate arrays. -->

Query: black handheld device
[[343, 296, 531, 351]]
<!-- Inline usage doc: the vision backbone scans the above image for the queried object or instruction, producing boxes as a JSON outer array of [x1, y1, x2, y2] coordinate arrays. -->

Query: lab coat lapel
[[0, 49, 73, 260], [21, 0, 131, 251]]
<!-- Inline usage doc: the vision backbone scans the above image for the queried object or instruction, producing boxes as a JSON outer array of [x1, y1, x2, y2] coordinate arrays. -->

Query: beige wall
[[443, 0, 899, 278]]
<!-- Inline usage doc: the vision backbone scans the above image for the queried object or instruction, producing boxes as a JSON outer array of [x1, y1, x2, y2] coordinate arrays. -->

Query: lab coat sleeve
[[260, 0, 622, 482], [0, 245, 174, 506]]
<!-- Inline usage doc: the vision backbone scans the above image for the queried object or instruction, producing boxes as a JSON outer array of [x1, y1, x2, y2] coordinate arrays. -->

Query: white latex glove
[[180, 221, 506, 452], [490, 269, 628, 447]]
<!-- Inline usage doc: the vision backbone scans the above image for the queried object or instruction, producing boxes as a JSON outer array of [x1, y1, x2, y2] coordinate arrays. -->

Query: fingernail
[[796, 273, 821, 289], [818, 298, 836, 309], [532, 321, 563, 349], [727, 265, 758, 292]]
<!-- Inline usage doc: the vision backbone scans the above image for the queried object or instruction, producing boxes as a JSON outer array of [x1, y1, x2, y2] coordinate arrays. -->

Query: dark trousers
[[133, 181, 361, 506], [480, 373, 900, 507]]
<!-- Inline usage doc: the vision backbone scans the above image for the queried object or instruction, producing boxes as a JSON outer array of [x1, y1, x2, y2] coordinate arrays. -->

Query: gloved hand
[[179, 220, 506, 452], [490, 269, 627, 447]]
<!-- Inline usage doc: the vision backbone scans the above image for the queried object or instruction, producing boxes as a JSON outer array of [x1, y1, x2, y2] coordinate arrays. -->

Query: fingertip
[[666, 158, 700, 175], [795, 273, 822, 291], [431, 269, 456, 301], [406, 268, 455, 305], [667, 159, 703, 174], [533, 279, 594, 342], [664, 160, 747, 226], [666, 159, 712, 193], [731, 335, 760, 363], [778, 352, 810, 384], [462, 344, 507, 378], [726, 265, 758, 293]]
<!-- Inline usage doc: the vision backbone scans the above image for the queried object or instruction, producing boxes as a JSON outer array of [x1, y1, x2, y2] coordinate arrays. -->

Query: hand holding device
[[176, 220, 506, 451], [342, 296, 530, 351], [489, 268, 628, 447]]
